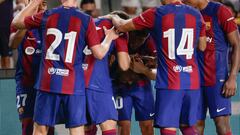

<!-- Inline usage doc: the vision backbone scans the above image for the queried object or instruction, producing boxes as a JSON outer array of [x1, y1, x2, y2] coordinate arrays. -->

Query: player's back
[[83, 18, 113, 93], [35, 6, 94, 95], [83, 18, 128, 93], [151, 3, 204, 90]]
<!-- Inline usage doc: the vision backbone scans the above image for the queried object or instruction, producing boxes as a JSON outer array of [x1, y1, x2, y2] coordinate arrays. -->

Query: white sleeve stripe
[[227, 17, 234, 22], [31, 15, 35, 21], [140, 14, 146, 22]]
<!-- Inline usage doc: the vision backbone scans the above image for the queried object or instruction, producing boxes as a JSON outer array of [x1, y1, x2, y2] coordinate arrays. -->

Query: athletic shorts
[[114, 80, 155, 121], [86, 89, 118, 124], [154, 89, 200, 128], [16, 87, 36, 120], [0, 28, 11, 57], [34, 90, 87, 128], [198, 80, 231, 120]]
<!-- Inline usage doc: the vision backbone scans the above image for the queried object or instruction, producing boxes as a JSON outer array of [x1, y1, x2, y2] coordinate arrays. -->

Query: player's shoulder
[[208, 1, 222, 8], [157, 3, 200, 16], [94, 18, 113, 28], [202, 1, 222, 14], [215, 2, 231, 14]]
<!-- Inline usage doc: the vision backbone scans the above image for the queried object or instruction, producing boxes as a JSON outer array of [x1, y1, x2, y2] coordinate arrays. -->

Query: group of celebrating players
[[10, 0, 240, 135]]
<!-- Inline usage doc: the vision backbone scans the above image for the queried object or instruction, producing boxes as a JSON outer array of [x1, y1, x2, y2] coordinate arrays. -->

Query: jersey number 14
[[164, 28, 194, 60]]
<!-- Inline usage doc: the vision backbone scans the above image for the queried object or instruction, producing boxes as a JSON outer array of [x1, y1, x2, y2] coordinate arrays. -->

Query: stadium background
[[0, 0, 239, 134]]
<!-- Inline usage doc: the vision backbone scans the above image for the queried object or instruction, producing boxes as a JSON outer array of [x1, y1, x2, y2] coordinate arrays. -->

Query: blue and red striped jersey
[[83, 18, 128, 93], [132, 2, 206, 90], [198, 1, 238, 86], [15, 29, 42, 90], [24, 6, 100, 95]]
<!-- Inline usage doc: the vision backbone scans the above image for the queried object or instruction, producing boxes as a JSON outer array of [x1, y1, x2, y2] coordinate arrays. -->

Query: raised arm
[[115, 33, 130, 71], [12, 0, 42, 29], [110, 8, 156, 33], [88, 25, 119, 60], [111, 16, 136, 33]]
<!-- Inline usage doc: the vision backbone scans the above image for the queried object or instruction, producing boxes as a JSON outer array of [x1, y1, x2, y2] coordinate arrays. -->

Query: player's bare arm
[[12, 0, 42, 29], [198, 36, 207, 51], [9, 30, 27, 49], [104, 14, 136, 33], [222, 30, 240, 97], [115, 19, 136, 33], [117, 52, 130, 71], [90, 26, 119, 59]]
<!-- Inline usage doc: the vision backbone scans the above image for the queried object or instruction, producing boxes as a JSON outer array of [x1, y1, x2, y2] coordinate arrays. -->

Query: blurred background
[[0, 0, 239, 135]]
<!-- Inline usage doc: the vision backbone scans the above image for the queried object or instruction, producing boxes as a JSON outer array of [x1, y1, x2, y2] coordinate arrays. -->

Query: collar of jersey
[[61, 5, 78, 9]]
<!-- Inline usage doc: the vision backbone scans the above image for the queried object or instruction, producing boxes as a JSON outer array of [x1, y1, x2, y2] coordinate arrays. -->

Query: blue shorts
[[198, 81, 231, 120], [34, 90, 87, 128], [114, 81, 154, 121], [154, 89, 200, 128], [86, 89, 118, 124], [16, 87, 36, 120]]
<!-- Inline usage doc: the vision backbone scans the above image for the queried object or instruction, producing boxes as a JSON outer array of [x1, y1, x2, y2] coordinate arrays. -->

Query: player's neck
[[198, 0, 209, 10], [171, 0, 181, 4], [163, 0, 180, 5], [62, 0, 78, 7]]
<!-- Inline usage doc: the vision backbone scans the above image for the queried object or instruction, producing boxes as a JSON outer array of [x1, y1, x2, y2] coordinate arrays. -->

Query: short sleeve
[[200, 15, 206, 37], [217, 5, 237, 34], [115, 33, 128, 52], [132, 8, 156, 30], [86, 17, 100, 48], [24, 12, 44, 29]]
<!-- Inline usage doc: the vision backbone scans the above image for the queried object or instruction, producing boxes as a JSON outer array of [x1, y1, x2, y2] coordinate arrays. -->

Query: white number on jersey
[[45, 28, 77, 63], [16, 94, 27, 108], [163, 28, 194, 60], [114, 96, 123, 109]]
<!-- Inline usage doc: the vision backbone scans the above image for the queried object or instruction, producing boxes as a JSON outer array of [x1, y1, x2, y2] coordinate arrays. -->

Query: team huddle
[[11, 0, 240, 135]]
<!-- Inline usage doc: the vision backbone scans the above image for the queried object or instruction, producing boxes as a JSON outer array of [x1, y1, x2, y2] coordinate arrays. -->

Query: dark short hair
[[110, 10, 130, 20], [129, 30, 149, 38], [80, 0, 95, 8]]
